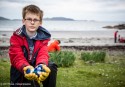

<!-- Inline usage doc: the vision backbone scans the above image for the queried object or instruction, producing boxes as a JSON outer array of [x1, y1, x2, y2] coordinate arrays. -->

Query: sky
[[0, 0, 125, 22]]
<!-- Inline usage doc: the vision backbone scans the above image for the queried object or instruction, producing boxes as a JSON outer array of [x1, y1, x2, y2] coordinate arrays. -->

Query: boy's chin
[[28, 29, 37, 32]]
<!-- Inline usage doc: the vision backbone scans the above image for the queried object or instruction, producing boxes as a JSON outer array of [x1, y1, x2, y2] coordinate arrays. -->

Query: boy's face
[[22, 13, 42, 32]]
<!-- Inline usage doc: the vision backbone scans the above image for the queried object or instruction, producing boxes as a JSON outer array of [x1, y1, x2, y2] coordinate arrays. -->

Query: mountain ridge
[[43, 17, 74, 21], [0, 16, 75, 21], [0, 17, 10, 20]]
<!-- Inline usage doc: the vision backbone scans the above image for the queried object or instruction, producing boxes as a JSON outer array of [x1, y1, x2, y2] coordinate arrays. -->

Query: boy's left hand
[[34, 64, 51, 84]]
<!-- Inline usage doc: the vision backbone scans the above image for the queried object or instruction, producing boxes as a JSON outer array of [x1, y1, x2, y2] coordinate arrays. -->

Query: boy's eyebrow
[[25, 17, 40, 19]]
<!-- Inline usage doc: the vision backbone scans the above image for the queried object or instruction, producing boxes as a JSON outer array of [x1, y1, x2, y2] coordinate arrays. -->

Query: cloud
[[0, 0, 33, 3], [0, 0, 125, 21]]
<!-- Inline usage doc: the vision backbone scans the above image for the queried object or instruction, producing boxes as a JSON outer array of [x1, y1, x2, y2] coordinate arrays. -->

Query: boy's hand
[[34, 64, 51, 84], [23, 66, 38, 80]]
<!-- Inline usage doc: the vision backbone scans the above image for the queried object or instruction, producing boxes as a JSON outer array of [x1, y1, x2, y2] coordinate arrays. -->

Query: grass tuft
[[81, 51, 106, 62]]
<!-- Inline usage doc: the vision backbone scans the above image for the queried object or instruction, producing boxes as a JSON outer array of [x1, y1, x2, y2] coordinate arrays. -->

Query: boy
[[9, 5, 57, 87]]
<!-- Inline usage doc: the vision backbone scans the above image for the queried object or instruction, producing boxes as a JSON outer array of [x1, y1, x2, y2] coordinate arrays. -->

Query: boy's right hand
[[23, 66, 38, 80]]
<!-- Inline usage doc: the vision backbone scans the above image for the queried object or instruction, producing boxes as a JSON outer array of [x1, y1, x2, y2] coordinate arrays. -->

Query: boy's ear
[[22, 19, 25, 25], [40, 21, 42, 25]]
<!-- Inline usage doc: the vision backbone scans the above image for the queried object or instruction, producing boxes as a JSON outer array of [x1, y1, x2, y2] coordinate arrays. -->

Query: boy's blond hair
[[22, 5, 43, 22]]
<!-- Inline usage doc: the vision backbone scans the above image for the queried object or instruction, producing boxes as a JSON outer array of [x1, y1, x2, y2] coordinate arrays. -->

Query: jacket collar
[[15, 25, 51, 40]]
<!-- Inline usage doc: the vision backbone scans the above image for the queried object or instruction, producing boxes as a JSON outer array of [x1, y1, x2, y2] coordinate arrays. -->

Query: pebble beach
[[0, 30, 125, 47]]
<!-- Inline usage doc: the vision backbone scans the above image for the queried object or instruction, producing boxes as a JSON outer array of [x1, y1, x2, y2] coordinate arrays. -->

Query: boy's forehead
[[25, 13, 40, 18]]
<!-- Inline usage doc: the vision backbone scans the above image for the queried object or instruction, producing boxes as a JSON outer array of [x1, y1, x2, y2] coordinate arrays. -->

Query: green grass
[[52, 50, 125, 87], [57, 56, 125, 87], [0, 51, 125, 87], [0, 58, 10, 84]]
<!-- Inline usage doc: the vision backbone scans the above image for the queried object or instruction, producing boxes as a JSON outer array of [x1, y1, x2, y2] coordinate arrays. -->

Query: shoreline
[[51, 37, 125, 46], [0, 44, 125, 51], [61, 45, 125, 51]]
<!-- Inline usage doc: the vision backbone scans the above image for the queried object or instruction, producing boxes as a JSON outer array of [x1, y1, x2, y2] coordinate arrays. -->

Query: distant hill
[[0, 17, 10, 20], [43, 17, 75, 21], [0, 16, 96, 21], [103, 24, 125, 30], [0, 16, 75, 21], [12, 19, 21, 21]]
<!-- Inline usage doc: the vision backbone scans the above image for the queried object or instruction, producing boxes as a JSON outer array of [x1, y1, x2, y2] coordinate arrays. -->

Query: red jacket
[[114, 31, 118, 38], [9, 26, 51, 73], [48, 40, 60, 52]]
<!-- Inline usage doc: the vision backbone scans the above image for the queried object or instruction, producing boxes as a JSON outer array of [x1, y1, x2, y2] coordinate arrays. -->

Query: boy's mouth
[[30, 26, 35, 29]]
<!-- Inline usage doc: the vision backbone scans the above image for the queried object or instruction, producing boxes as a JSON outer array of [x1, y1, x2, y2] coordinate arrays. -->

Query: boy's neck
[[26, 29, 37, 38]]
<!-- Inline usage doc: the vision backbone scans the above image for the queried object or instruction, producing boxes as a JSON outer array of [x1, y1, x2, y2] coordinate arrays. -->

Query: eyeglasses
[[25, 18, 40, 23]]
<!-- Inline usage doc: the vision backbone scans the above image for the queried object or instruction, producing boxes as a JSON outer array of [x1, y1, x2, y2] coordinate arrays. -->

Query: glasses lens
[[25, 18, 40, 23]]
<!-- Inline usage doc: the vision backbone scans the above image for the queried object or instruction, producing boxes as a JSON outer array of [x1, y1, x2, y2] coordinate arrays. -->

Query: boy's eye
[[33, 19, 40, 22], [27, 18, 31, 21]]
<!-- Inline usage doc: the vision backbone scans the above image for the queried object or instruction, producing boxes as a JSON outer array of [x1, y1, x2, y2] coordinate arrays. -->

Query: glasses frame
[[25, 18, 41, 23]]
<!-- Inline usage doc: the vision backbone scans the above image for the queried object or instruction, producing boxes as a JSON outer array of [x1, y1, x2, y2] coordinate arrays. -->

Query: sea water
[[0, 20, 125, 38]]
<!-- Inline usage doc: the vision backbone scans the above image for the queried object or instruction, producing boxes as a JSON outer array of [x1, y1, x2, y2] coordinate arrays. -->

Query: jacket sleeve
[[36, 40, 50, 66], [9, 35, 30, 72]]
